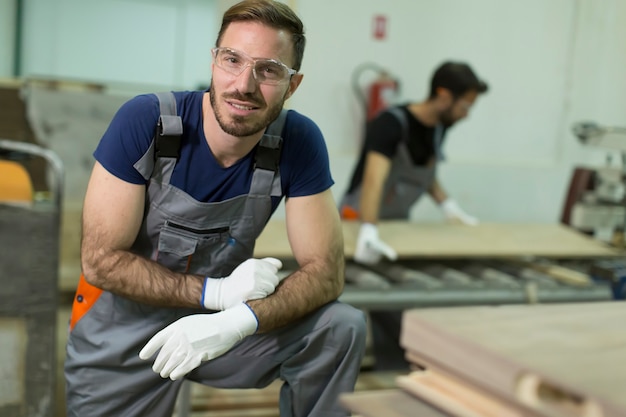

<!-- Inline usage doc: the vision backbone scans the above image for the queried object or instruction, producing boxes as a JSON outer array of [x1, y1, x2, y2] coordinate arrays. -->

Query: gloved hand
[[139, 303, 257, 380], [440, 198, 479, 225], [202, 257, 283, 310], [354, 223, 398, 265]]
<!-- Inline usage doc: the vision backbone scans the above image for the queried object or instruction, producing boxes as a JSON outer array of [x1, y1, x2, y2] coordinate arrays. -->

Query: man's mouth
[[230, 102, 257, 111]]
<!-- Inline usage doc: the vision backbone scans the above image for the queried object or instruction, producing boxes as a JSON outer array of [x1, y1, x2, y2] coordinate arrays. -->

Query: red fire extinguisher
[[366, 73, 399, 121], [352, 63, 400, 122]]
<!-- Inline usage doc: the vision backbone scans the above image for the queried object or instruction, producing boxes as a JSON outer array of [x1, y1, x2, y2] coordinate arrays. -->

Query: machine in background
[[563, 121, 626, 246]]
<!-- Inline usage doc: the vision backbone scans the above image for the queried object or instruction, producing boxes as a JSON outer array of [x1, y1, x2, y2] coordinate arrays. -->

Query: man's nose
[[234, 64, 257, 93]]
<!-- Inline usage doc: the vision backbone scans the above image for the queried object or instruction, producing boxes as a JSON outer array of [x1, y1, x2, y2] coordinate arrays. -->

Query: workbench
[[255, 221, 621, 259], [59, 218, 623, 308], [255, 220, 621, 310]]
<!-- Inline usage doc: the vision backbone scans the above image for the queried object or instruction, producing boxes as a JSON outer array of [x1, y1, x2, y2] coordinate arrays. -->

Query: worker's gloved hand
[[354, 223, 398, 265], [139, 303, 258, 380], [202, 257, 283, 311], [440, 198, 479, 226]]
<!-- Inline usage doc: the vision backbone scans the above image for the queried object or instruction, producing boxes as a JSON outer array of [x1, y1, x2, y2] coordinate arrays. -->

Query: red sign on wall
[[373, 15, 387, 40]]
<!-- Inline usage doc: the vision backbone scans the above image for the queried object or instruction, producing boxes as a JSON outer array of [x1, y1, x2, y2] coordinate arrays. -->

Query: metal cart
[[0, 139, 64, 417]]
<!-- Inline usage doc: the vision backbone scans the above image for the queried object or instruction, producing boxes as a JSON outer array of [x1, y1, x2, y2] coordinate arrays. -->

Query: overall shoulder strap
[[255, 109, 288, 171], [385, 106, 415, 166], [385, 106, 409, 143], [154, 92, 183, 159]]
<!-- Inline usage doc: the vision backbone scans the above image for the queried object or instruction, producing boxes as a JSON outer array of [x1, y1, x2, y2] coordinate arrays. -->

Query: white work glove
[[201, 257, 283, 310], [139, 303, 257, 380], [354, 223, 398, 265], [440, 198, 479, 225]]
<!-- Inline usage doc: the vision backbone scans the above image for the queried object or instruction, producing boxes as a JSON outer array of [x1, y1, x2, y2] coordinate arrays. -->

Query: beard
[[439, 107, 457, 128], [209, 79, 285, 137]]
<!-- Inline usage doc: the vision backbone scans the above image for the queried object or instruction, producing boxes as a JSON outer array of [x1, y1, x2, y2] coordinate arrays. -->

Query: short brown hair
[[429, 61, 488, 99], [216, 0, 306, 71]]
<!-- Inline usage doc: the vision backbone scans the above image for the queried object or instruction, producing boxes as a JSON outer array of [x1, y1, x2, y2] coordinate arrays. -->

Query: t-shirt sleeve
[[364, 111, 403, 159], [281, 112, 334, 198], [93, 94, 160, 184]]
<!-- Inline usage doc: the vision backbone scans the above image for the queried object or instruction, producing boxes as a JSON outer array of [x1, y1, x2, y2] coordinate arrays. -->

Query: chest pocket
[[157, 221, 231, 273]]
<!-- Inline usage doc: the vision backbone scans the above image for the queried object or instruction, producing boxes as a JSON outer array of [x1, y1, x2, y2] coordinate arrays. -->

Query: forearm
[[79, 163, 204, 307], [81, 248, 203, 308], [428, 178, 448, 204], [359, 186, 382, 224], [360, 151, 391, 223], [248, 248, 344, 333]]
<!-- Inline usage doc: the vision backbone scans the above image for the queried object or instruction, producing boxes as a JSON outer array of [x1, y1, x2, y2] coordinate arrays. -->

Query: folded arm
[[80, 162, 204, 307], [247, 188, 344, 332]]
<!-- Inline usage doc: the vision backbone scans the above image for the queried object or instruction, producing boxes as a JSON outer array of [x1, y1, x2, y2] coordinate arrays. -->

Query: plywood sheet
[[58, 217, 621, 293], [401, 302, 626, 415], [253, 221, 622, 259]]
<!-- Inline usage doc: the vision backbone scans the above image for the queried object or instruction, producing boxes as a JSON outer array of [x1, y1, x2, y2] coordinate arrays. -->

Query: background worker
[[64, 1, 366, 416], [340, 61, 488, 369]]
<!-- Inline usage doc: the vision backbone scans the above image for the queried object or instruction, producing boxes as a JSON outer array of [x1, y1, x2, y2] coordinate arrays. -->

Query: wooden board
[[400, 302, 626, 416], [58, 212, 621, 294], [253, 221, 622, 259]]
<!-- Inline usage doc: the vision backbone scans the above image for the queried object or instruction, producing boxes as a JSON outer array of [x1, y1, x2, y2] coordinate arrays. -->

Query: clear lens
[[254, 61, 288, 83]]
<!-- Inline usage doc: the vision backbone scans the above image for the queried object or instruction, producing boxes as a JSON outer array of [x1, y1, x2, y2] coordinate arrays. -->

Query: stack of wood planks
[[341, 301, 626, 417]]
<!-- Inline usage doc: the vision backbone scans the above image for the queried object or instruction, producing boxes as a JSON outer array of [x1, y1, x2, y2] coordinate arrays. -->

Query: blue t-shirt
[[94, 90, 334, 213]]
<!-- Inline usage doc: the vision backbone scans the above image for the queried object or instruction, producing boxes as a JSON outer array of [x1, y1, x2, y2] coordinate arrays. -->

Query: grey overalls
[[340, 106, 444, 220], [65, 92, 366, 417]]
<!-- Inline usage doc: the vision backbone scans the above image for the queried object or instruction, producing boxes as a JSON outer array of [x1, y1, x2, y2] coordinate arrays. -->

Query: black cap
[[430, 61, 488, 98]]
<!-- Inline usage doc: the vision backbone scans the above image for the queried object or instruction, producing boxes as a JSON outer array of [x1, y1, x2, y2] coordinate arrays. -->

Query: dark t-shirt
[[94, 90, 334, 213], [345, 104, 447, 194]]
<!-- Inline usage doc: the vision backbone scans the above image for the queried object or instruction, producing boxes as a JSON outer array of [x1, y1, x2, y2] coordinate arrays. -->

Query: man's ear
[[284, 73, 304, 101], [436, 87, 454, 104]]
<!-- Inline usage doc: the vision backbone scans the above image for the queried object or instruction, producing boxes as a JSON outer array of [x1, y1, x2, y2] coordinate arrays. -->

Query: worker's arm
[[247, 188, 344, 332], [352, 150, 398, 263], [80, 161, 204, 307], [429, 176, 479, 225], [428, 177, 449, 204], [359, 151, 391, 224]]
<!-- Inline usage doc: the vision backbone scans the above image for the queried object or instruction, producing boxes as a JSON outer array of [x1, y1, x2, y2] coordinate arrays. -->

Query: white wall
[[20, 0, 218, 90], [0, 0, 16, 77], [8, 0, 626, 223]]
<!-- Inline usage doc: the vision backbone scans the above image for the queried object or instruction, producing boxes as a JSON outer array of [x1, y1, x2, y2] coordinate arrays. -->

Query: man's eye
[[222, 53, 242, 64], [258, 63, 281, 75]]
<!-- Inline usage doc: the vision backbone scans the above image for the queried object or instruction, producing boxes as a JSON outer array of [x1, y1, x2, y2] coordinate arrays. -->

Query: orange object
[[69, 273, 103, 331], [0, 160, 33, 203], [341, 205, 360, 220]]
